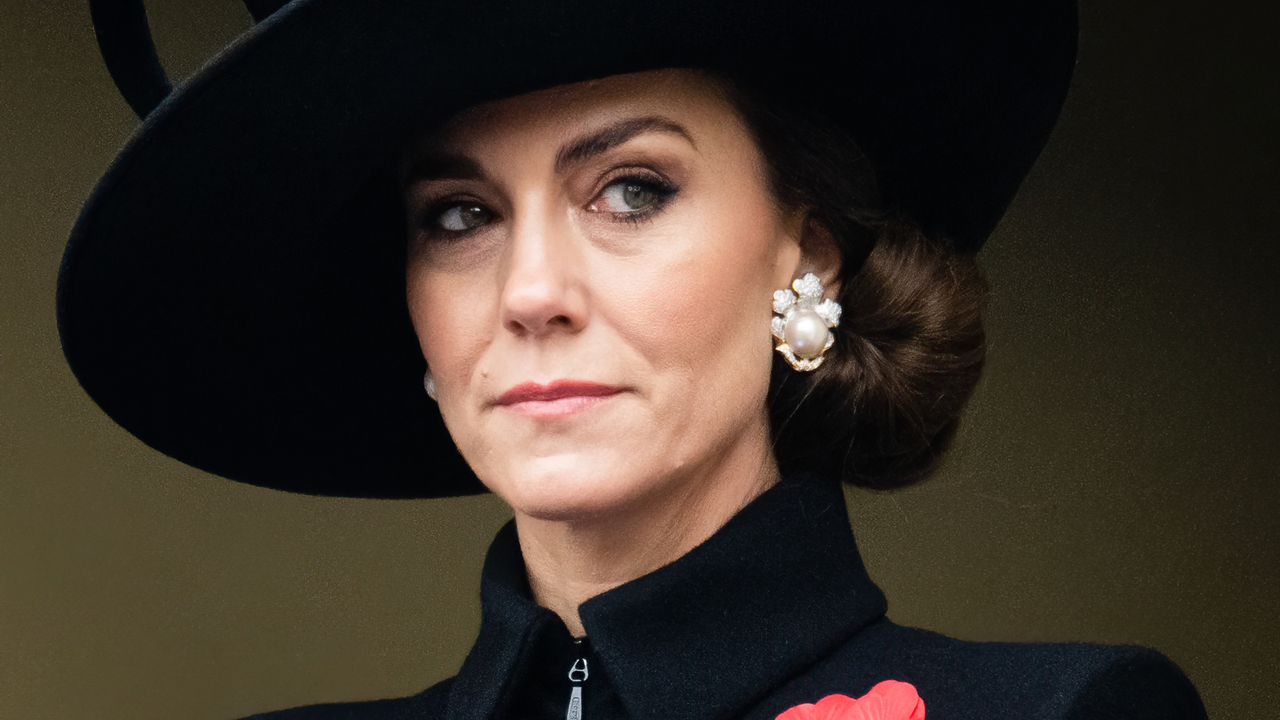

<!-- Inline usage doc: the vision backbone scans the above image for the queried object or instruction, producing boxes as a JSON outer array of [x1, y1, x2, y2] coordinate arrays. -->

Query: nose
[[499, 205, 588, 338]]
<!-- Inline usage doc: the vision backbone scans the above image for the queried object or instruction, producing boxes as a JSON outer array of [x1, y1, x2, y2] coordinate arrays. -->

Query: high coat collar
[[443, 473, 887, 720]]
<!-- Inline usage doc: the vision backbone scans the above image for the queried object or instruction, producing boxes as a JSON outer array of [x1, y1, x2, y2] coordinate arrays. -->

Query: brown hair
[[725, 77, 989, 490]]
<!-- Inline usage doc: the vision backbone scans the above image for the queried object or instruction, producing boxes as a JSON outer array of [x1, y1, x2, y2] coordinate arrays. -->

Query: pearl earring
[[423, 371, 437, 401], [772, 273, 842, 372]]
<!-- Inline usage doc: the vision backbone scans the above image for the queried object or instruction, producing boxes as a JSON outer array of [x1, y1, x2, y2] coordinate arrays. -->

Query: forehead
[[426, 69, 747, 151]]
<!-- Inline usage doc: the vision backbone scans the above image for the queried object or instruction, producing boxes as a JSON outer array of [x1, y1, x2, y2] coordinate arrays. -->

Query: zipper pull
[[565, 655, 589, 720]]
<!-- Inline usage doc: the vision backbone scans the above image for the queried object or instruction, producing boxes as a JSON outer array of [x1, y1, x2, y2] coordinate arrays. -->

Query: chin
[[484, 453, 652, 522]]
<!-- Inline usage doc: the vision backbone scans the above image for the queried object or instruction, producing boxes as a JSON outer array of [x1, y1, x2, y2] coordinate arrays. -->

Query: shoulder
[[1054, 644, 1208, 720], [757, 620, 1206, 720], [872, 621, 1205, 719], [235, 677, 452, 720]]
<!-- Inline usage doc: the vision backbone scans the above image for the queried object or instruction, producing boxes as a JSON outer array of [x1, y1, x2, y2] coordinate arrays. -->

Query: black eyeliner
[[601, 171, 679, 224]]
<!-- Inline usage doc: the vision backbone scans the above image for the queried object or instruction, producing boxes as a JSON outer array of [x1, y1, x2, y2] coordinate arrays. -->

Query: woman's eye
[[591, 176, 677, 216], [433, 203, 492, 233]]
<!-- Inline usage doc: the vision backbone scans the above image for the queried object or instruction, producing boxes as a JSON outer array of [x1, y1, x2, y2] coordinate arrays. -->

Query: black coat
[[244, 473, 1206, 720]]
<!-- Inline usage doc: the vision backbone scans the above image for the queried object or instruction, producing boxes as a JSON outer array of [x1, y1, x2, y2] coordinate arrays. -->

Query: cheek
[[605, 190, 783, 405], [406, 269, 490, 381]]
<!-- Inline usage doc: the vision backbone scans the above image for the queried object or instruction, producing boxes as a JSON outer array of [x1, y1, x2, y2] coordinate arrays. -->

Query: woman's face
[[405, 70, 808, 522]]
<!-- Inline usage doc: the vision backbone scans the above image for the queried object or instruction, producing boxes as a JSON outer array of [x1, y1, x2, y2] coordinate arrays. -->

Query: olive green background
[[2, 1, 1276, 718]]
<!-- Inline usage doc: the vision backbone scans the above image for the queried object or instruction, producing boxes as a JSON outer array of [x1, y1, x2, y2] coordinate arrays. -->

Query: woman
[[58, 0, 1207, 718]]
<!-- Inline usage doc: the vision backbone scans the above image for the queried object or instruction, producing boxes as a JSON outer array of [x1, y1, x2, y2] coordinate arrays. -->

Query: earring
[[772, 273, 841, 372], [423, 371, 437, 401]]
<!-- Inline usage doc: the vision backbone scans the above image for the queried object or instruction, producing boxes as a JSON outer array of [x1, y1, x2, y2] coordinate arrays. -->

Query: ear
[[791, 215, 843, 296]]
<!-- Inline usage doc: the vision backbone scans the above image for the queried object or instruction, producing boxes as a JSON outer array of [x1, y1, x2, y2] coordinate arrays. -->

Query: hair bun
[[770, 223, 988, 489]]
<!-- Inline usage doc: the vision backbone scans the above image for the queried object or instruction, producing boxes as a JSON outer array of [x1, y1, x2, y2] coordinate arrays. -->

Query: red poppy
[[775, 680, 925, 720]]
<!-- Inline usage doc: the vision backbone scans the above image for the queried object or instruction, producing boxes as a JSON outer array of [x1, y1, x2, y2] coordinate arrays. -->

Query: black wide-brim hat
[[58, 0, 1077, 498]]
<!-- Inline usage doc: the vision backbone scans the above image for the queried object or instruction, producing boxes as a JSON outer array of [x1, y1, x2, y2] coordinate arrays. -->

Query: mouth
[[494, 380, 624, 418]]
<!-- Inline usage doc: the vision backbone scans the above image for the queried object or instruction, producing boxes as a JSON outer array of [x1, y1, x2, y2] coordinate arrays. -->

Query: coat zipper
[[565, 640, 589, 720]]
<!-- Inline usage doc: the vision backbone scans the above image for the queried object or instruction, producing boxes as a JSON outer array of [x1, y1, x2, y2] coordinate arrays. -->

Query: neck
[[514, 438, 780, 637]]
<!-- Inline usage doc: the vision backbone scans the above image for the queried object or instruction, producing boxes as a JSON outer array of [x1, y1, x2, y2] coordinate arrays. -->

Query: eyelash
[[415, 195, 489, 240], [598, 171, 680, 225], [414, 169, 680, 240]]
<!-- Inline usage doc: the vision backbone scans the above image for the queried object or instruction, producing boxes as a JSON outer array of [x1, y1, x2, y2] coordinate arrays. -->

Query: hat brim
[[57, 0, 1077, 498]]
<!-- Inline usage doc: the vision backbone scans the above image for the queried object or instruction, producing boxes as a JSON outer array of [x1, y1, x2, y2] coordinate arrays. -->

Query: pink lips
[[494, 380, 623, 418]]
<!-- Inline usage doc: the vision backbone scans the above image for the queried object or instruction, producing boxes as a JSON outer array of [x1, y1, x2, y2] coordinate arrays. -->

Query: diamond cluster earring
[[772, 273, 842, 372]]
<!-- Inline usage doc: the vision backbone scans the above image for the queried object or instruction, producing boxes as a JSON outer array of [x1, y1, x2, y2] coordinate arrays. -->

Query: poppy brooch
[[775, 680, 925, 720]]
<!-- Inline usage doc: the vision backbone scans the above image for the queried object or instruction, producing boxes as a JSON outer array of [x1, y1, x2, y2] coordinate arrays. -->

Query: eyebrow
[[554, 116, 695, 173], [402, 153, 488, 186], [402, 115, 695, 186]]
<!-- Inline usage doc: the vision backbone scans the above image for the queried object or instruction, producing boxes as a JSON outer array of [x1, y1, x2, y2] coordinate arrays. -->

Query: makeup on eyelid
[[413, 168, 680, 239]]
